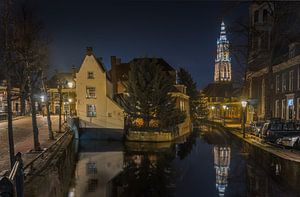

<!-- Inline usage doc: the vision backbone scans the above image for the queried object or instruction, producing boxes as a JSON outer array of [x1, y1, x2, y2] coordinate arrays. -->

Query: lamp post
[[211, 106, 215, 121], [241, 100, 248, 138], [57, 81, 63, 132], [222, 105, 227, 126]]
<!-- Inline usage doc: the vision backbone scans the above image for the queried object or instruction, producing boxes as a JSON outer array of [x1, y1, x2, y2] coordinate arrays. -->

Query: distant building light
[[67, 81, 74, 88]]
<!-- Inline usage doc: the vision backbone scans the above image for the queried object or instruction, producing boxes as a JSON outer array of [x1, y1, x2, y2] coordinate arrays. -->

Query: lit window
[[87, 72, 94, 79], [87, 104, 96, 117], [86, 87, 96, 98]]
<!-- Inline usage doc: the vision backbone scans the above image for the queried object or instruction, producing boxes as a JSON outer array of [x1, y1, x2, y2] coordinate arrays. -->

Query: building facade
[[245, 1, 300, 122], [271, 43, 300, 121], [76, 47, 124, 129], [0, 85, 29, 119], [245, 2, 274, 122], [47, 72, 76, 115]]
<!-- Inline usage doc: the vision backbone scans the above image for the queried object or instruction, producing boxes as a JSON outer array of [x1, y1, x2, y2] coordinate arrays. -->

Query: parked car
[[250, 121, 264, 137], [262, 121, 300, 143], [276, 135, 300, 149]]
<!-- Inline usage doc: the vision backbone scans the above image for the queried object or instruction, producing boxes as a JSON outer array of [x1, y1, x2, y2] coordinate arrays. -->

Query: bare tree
[[42, 72, 54, 140], [0, 0, 16, 168], [14, 0, 49, 151]]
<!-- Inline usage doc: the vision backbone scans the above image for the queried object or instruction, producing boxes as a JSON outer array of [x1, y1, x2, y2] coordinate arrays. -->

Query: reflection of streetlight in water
[[214, 146, 231, 197]]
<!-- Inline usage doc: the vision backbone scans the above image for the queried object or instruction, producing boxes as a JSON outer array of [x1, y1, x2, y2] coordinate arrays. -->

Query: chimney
[[110, 56, 118, 95], [111, 56, 117, 67], [86, 47, 93, 56], [72, 65, 76, 79], [116, 58, 121, 65]]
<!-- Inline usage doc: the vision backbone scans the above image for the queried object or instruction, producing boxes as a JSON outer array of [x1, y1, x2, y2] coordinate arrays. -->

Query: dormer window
[[88, 71, 94, 79], [263, 9, 268, 22], [289, 43, 297, 59], [254, 10, 259, 23]]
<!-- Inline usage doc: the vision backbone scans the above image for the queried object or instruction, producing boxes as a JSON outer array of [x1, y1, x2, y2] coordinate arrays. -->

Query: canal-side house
[[245, 2, 275, 122], [76, 47, 124, 129], [46, 71, 76, 115], [109, 57, 191, 138], [245, 1, 300, 122], [271, 42, 300, 120]]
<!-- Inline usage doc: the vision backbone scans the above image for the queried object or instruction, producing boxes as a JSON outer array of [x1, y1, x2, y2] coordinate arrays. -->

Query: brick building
[[245, 1, 300, 122]]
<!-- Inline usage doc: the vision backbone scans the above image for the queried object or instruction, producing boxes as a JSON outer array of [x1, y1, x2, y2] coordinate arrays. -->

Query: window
[[275, 100, 279, 118], [252, 37, 259, 50], [263, 9, 268, 22], [254, 10, 259, 23], [86, 162, 97, 175], [179, 101, 185, 111], [297, 98, 300, 120], [86, 87, 96, 98], [282, 73, 287, 92], [261, 32, 269, 50], [87, 71, 94, 79], [261, 78, 265, 114], [54, 93, 60, 99], [276, 75, 280, 93], [298, 66, 300, 89], [289, 70, 294, 91], [87, 104, 96, 117], [289, 46, 296, 59], [282, 99, 286, 120]]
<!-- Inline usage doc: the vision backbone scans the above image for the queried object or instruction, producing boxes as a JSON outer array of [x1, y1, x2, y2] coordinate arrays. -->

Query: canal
[[67, 125, 300, 197]]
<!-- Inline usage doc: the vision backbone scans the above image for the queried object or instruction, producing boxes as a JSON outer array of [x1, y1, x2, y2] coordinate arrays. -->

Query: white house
[[76, 47, 124, 129]]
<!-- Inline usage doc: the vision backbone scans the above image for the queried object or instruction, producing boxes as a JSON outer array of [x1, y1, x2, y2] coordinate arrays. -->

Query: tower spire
[[214, 21, 232, 83]]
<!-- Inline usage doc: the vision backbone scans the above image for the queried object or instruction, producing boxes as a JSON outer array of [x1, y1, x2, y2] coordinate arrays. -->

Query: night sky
[[35, 1, 247, 89]]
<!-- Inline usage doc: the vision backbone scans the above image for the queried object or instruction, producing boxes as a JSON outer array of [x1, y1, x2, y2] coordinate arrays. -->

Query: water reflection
[[214, 146, 230, 197], [109, 149, 175, 196], [69, 141, 124, 197], [69, 126, 299, 197]]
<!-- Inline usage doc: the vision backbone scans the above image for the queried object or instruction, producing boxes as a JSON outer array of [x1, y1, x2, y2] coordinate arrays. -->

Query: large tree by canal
[[124, 58, 185, 131]]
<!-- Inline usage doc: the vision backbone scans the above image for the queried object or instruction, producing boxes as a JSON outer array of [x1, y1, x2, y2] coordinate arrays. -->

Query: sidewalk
[[0, 115, 27, 123], [0, 115, 62, 173], [218, 122, 300, 163]]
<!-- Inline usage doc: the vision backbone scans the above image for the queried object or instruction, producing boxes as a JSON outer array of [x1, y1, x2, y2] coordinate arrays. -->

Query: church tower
[[214, 21, 232, 83]]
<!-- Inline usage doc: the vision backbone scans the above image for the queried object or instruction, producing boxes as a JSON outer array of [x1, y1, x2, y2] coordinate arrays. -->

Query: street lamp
[[40, 95, 45, 103], [241, 100, 248, 138], [222, 105, 227, 126]]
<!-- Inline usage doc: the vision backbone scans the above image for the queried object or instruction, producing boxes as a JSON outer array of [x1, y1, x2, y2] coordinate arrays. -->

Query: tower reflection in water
[[213, 146, 231, 197]]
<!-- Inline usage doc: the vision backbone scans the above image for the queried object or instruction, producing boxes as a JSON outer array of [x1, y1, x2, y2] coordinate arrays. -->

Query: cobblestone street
[[0, 115, 60, 172]]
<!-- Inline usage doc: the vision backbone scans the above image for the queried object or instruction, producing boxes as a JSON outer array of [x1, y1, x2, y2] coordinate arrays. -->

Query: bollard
[[0, 176, 14, 197]]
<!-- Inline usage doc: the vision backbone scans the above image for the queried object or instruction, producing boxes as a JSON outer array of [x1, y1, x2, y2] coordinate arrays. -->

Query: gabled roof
[[78, 47, 107, 74]]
